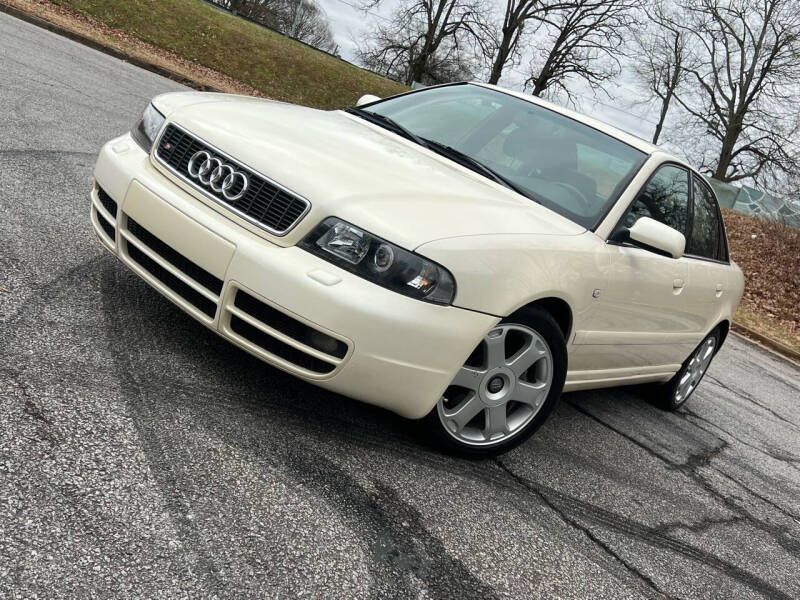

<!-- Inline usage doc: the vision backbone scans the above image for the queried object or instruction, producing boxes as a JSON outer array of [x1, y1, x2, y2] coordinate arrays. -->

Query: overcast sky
[[315, 0, 394, 60], [314, 0, 662, 143]]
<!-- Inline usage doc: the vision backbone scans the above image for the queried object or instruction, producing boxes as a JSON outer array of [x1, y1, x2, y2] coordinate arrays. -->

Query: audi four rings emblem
[[187, 150, 249, 201]]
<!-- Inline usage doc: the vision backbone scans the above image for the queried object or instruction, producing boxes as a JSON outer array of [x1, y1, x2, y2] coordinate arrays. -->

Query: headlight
[[131, 103, 166, 153], [299, 217, 456, 305]]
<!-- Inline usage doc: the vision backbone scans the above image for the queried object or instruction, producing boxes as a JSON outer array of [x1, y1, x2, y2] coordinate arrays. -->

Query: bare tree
[[524, 0, 640, 99], [632, 2, 691, 144], [484, 0, 580, 85], [671, 0, 800, 184], [207, 0, 337, 53], [211, 0, 252, 14], [273, 0, 338, 53], [357, 0, 488, 85], [486, 1, 545, 84]]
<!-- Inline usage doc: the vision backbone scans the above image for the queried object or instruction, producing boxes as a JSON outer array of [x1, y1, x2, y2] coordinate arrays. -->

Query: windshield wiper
[[345, 107, 429, 148], [421, 138, 539, 202], [346, 107, 538, 202]]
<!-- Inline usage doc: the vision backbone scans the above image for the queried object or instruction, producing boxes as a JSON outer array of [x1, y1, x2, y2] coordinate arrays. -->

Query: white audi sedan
[[90, 82, 743, 455]]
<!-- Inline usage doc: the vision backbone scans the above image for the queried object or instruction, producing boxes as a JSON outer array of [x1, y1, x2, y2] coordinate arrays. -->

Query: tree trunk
[[652, 93, 672, 144], [406, 31, 440, 85], [713, 122, 742, 181], [488, 30, 514, 84], [530, 36, 562, 97], [406, 55, 428, 85], [531, 76, 546, 96], [713, 141, 735, 181]]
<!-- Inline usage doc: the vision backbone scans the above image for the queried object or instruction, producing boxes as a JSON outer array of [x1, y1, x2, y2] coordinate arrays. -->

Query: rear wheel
[[656, 329, 720, 410], [424, 306, 567, 457]]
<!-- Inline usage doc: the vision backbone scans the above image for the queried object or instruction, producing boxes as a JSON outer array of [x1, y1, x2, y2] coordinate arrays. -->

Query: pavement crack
[[9, 371, 60, 446], [3, 255, 107, 327], [710, 467, 800, 525], [281, 445, 500, 600], [549, 400, 800, 590], [651, 516, 746, 536], [495, 459, 676, 600], [682, 407, 800, 473], [14, 374, 50, 425], [563, 399, 690, 467], [98, 270, 225, 594], [683, 436, 728, 470], [705, 375, 800, 431], [494, 459, 795, 600]]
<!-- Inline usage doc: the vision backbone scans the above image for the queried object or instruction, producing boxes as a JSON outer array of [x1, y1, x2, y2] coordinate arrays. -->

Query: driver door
[[578, 164, 702, 374]]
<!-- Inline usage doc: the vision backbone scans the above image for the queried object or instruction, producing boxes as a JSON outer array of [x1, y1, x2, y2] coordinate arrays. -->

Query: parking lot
[[2, 12, 800, 599]]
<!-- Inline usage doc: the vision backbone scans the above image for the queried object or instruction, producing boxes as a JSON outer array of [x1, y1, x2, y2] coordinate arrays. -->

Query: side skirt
[[563, 365, 679, 392]]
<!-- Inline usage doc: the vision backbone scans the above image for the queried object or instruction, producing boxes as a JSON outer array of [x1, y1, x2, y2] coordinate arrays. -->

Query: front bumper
[[90, 134, 497, 418]]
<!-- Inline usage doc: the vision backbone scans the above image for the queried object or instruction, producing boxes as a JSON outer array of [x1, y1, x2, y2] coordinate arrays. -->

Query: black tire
[[422, 305, 567, 458], [655, 328, 721, 411]]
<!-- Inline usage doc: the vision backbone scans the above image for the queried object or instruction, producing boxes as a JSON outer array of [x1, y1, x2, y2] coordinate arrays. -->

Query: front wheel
[[656, 329, 720, 411], [423, 306, 567, 457]]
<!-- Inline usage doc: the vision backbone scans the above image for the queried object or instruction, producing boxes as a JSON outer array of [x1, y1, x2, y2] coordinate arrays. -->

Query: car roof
[[472, 82, 664, 157]]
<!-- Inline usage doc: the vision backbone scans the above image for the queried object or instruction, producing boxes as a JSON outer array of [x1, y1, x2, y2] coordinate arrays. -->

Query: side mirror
[[356, 94, 381, 107], [611, 217, 685, 259]]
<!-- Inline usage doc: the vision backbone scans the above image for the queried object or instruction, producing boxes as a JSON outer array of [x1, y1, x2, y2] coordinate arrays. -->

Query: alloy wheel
[[436, 324, 553, 447], [674, 336, 716, 404]]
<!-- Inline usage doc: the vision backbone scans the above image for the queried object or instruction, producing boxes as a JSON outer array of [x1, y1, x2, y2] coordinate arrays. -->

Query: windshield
[[361, 84, 648, 229]]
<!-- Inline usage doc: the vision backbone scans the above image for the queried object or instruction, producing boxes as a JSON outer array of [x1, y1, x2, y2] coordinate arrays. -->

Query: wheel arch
[[715, 319, 730, 350], [509, 296, 573, 343]]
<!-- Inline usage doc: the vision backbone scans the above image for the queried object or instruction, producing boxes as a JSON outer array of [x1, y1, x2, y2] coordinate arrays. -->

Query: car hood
[[154, 93, 586, 249]]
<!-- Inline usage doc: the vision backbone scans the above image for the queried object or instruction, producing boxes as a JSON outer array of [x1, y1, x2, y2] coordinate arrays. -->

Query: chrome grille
[[154, 123, 310, 235]]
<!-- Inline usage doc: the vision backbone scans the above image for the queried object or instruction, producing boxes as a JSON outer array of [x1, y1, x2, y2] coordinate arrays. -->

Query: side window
[[717, 211, 729, 262], [623, 164, 690, 235], [687, 177, 722, 260]]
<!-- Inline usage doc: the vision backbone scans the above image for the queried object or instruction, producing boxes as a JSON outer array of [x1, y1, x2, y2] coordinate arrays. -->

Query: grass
[[47, 0, 408, 108], [733, 307, 800, 357]]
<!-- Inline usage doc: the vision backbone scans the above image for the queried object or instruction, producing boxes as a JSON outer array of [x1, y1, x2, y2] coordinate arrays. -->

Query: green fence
[[706, 178, 800, 227]]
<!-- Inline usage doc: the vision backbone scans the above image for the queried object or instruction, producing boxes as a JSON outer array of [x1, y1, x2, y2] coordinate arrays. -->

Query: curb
[[731, 321, 800, 365], [0, 2, 221, 92]]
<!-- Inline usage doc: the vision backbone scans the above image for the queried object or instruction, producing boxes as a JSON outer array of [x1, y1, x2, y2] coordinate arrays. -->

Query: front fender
[[416, 232, 609, 327]]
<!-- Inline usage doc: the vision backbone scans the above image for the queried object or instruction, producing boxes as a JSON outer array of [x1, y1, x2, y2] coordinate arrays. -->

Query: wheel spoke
[[443, 393, 484, 431], [450, 365, 484, 391], [483, 405, 508, 438], [699, 343, 715, 371], [513, 381, 547, 408], [676, 370, 692, 400], [680, 370, 692, 387], [507, 339, 544, 378], [484, 329, 507, 368]]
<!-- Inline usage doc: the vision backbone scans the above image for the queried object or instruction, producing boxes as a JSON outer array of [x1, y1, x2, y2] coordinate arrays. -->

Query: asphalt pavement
[[2, 11, 800, 599]]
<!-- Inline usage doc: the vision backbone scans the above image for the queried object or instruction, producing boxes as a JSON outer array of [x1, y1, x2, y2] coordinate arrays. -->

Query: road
[[1, 11, 799, 599]]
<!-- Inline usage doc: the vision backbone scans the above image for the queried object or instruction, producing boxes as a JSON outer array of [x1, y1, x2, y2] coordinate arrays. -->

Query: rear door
[[578, 164, 701, 372], [682, 174, 731, 333]]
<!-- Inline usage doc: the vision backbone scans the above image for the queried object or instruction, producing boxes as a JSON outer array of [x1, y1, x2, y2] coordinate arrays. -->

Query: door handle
[[673, 278, 685, 289], [715, 283, 724, 298]]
